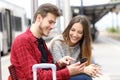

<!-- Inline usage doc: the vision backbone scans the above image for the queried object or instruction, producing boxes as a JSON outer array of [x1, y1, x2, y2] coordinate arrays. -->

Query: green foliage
[[107, 27, 117, 33]]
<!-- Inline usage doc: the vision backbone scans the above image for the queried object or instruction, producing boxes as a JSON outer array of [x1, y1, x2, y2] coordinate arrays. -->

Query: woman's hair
[[32, 3, 61, 23], [62, 15, 92, 65]]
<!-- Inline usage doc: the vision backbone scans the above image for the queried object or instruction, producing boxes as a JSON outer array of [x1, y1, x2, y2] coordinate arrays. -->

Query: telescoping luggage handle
[[32, 63, 56, 80]]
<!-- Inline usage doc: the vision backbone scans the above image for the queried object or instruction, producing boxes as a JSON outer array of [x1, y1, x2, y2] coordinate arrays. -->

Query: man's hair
[[32, 3, 61, 23]]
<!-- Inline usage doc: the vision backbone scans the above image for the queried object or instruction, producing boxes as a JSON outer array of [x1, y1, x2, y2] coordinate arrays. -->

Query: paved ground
[[92, 31, 120, 80], [1, 54, 10, 80]]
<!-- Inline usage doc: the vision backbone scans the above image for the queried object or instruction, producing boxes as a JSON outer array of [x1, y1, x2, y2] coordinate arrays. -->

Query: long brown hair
[[62, 15, 92, 65]]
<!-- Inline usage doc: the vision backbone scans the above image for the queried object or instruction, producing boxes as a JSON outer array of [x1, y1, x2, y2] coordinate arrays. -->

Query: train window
[[14, 16, 22, 31], [0, 13, 3, 32], [27, 18, 31, 27]]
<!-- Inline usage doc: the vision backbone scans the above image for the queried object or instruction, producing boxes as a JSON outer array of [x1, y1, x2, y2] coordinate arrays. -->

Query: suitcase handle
[[32, 63, 56, 80]]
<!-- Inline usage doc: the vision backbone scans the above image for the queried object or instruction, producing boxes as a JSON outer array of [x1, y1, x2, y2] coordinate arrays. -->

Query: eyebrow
[[49, 20, 56, 23]]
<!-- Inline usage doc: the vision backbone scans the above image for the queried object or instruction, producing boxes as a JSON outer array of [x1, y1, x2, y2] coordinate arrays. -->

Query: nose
[[73, 32, 78, 37], [50, 24, 54, 29]]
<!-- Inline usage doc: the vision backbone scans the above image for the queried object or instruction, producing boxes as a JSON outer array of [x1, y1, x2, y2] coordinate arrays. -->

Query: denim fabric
[[70, 73, 92, 80]]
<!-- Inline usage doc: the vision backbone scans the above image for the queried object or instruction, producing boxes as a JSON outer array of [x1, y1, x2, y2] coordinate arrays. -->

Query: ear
[[36, 14, 42, 22]]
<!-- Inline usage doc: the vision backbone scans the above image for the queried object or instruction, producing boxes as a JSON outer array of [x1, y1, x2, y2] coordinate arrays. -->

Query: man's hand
[[67, 62, 86, 76]]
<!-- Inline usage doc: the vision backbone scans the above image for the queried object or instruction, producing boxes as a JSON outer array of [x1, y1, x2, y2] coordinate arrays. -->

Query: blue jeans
[[69, 73, 92, 80]]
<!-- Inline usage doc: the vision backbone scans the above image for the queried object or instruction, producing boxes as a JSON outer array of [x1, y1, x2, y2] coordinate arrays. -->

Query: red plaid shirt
[[10, 28, 70, 80]]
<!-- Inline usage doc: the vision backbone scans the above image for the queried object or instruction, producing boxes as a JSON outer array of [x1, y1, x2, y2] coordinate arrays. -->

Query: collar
[[25, 28, 37, 43]]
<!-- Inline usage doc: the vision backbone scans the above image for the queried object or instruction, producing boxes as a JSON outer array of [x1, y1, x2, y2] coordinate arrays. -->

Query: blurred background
[[0, 0, 120, 80]]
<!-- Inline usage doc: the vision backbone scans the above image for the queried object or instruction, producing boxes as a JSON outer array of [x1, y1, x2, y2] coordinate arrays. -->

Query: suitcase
[[32, 63, 56, 80]]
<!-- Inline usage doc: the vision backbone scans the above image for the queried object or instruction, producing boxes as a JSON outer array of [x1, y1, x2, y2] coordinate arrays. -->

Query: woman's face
[[69, 22, 83, 46]]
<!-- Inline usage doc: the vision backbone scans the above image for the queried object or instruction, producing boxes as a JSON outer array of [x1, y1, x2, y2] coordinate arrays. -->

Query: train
[[0, 0, 61, 56], [0, 0, 30, 56]]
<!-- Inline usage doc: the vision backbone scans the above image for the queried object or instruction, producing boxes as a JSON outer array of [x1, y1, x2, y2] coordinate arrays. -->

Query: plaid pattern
[[10, 28, 69, 80], [8, 65, 17, 80]]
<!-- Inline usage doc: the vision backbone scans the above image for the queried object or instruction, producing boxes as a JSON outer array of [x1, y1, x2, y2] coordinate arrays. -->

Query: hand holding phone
[[80, 57, 88, 64]]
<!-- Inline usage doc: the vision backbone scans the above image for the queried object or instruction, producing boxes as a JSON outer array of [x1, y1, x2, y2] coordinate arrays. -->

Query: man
[[9, 3, 86, 80]]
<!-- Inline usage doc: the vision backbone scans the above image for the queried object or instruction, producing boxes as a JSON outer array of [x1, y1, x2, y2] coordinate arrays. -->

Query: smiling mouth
[[71, 37, 77, 40]]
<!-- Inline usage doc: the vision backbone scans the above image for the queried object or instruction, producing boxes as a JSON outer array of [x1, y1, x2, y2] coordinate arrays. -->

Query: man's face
[[39, 13, 57, 36]]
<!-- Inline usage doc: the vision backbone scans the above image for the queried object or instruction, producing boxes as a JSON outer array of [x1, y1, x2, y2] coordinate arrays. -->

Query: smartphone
[[80, 57, 88, 64]]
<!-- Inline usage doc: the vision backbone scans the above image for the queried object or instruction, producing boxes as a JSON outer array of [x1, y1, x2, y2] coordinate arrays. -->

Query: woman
[[49, 15, 101, 80]]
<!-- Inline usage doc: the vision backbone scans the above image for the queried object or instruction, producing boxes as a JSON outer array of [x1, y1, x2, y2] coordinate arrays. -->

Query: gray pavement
[[92, 33, 120, 80], [1, 54, 10, 80]]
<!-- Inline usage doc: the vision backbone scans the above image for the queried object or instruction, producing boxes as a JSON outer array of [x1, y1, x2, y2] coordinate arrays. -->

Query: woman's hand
[[67, 62, 86, 76], [57, 56, 75, 67], [84, 64, 102, 78]]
